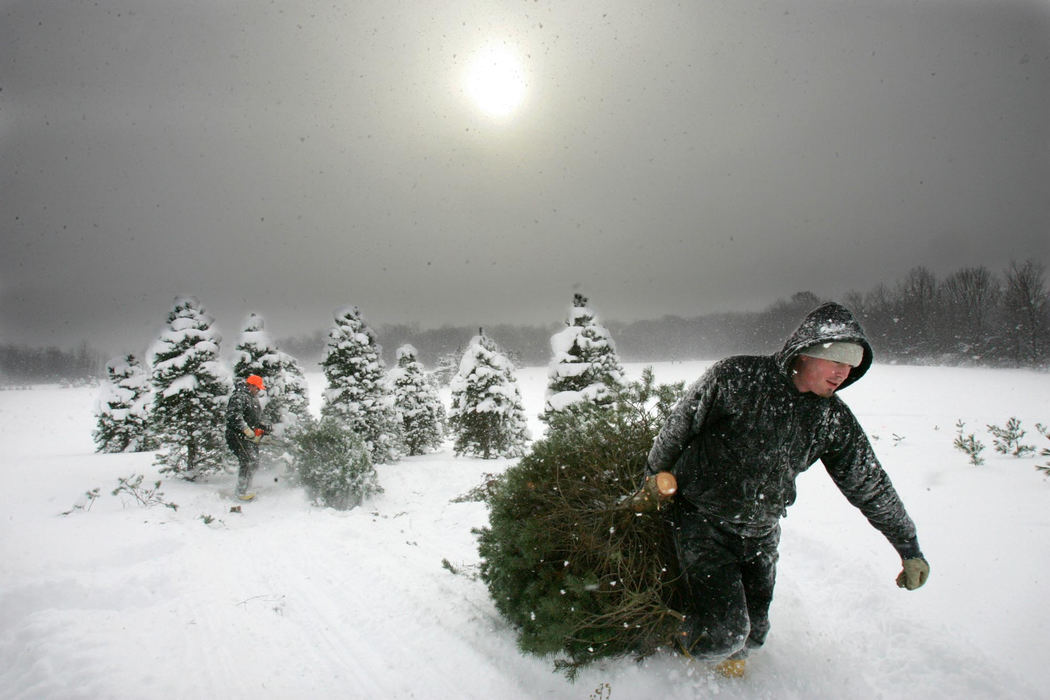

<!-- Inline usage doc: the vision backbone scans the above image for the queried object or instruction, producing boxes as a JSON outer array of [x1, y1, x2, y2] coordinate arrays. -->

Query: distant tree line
[[2, 259, 1046, 386], [841, 260, 1049, 367], [283, 259, 1049, 370], [0, 342, 105, 385], [609, 260, 1048, 367]]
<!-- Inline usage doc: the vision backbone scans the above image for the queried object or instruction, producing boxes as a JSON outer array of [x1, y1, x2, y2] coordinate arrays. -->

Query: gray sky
[[3, 0, 1049, 356]]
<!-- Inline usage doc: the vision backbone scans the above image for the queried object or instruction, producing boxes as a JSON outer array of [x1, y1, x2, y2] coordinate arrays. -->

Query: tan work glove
[[896, 557, 930, 590], [243, 427, 260, 443]]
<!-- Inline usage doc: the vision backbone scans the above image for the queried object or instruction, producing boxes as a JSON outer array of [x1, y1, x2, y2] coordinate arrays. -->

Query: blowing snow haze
[[2, 0, 1048, 356]]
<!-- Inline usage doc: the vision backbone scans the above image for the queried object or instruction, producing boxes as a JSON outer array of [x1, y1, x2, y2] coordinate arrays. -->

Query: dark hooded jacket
[[225, 382, 264, 440], [646, 302, 920, 559]]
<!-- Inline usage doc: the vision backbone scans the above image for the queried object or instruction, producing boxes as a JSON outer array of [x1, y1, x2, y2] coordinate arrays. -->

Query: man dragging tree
[[645, 302, 929, 678], [226, 374, 270, 501]]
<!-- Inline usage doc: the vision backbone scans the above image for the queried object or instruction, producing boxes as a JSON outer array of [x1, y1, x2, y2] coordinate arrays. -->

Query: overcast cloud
[[2, 0, 1048, 356]]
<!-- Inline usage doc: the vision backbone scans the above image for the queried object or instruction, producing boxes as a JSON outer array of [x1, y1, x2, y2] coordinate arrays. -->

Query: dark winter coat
[[225, 383, 265, 440], [647, 302, 921, 559]]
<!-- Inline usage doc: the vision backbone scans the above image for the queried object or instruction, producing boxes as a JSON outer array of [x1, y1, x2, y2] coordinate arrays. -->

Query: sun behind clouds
[[463, 42, 527, 118]]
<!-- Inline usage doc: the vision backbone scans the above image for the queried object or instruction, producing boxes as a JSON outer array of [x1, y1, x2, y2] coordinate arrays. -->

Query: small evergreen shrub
[[112, 474, 179, 511], [62, 475, 177, 514], [476, 369, 685, 679], [60, 488, 101, 516], [291, 417, 382, 510], [987, 417, 1036, 457], [954, 420, 986, 466], [1035, 423, 1050, 477]]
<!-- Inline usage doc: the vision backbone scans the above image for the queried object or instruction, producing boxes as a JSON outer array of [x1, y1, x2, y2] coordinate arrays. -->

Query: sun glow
[[463, 43, 527, 118]]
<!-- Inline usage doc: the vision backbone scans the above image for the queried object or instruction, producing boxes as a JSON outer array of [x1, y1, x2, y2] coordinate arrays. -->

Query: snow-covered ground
[[1, 361, 1048, 699]]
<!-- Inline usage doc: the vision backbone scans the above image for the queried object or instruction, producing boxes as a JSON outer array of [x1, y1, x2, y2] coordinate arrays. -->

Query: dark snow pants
[[672, 508, 780, 660], [226, 432, 259, 495]]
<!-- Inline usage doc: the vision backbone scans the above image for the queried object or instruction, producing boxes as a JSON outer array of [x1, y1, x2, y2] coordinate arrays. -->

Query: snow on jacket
[[225, 382, 264, 438], [647, 302, 921, 559]]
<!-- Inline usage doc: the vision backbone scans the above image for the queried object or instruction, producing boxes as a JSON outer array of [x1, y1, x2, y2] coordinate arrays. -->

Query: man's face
[[792, 355, 853, 397]]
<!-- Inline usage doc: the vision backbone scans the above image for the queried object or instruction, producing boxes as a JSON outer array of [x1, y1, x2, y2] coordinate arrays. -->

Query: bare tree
[[893, 267, 938, 358], [760, 291, 823, 352], [1001, 260, 1049, 366], [937, 266, 1000, 359]]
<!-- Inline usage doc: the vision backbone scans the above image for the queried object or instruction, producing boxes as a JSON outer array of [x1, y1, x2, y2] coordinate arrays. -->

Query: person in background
[[226, 374, 270, 501], [645, 302, 929, 678]]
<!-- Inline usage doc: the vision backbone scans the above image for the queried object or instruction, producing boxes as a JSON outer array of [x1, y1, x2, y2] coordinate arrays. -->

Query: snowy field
[[1, 361, 1048, 699]]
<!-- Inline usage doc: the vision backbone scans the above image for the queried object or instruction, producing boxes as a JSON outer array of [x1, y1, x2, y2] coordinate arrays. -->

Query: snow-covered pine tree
[[93, 353, 156, 452], [233, 312, 310, 440], [149, 296, 231, 480], [448, 331, 530, 459], [389, 344, 446, 455], [320, 306, 401, 463], [232, 312, 278, 380], [542, 293, 625, 421]]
